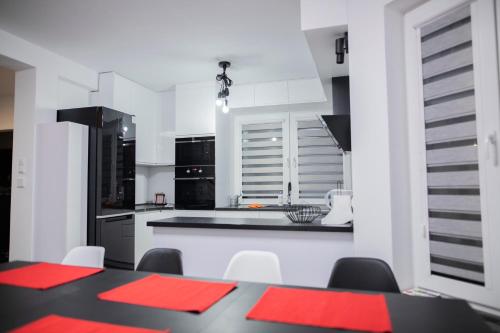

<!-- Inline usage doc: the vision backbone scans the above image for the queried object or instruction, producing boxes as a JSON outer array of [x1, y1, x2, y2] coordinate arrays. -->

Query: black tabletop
[[147, 216, 353, 233], [0, 261, 491, 333]]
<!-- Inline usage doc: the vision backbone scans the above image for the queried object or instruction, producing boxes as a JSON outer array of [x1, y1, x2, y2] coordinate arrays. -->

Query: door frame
[[404, 0, 500, 310]]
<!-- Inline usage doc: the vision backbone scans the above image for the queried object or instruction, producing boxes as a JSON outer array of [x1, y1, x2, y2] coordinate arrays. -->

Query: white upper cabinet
[[175, 82, 216, 136], [254, 81, 289, 106], [156, 91, 176, 165], [227, 78, 326, 109], [90, 72, 172, 165], [229, 84, 255, 108], [288, 78, 326, 104]]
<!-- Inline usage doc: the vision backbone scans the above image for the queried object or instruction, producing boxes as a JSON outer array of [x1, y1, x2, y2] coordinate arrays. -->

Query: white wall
[[300, 0, 347, 31], [348, 0, 395, 277], [0, 95, 14, 130], [0, 28, 98, 261], [57, 78, 90, 109], [345, 0, 428, 289]]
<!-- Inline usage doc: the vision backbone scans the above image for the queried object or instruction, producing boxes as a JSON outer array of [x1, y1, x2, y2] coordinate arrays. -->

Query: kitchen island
[[148, 215, 353, 288]]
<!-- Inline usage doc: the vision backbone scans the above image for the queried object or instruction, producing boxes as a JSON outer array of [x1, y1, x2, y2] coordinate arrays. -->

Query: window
[[405, 0, 500, 308], [235, 112, 346, 205], [291, 116, 344, 204]]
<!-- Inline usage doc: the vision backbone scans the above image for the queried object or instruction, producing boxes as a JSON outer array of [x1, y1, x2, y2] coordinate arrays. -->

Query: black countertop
[[135, 203, 174, 213], [147, 216, 353, 232]]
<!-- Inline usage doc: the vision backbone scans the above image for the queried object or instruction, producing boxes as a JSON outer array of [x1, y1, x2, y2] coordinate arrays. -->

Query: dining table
[[0, 261, 491, 333]]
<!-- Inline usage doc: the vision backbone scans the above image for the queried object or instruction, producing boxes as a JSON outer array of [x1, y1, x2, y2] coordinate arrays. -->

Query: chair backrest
[[327, 257, 400, 293], [136, 248, 183, 275], [223, 250, 283, 284], [61, 246, 105, 268]]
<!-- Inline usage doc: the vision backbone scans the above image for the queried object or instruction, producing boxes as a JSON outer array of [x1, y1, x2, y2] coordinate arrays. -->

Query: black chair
[[327, 257, 400, 293], [136, 248, 183, 275]]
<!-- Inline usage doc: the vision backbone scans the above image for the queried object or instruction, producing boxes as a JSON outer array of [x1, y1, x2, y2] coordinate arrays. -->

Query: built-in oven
[[175, 136, 215, 210], [175, 166, 215, 210], [175, 136, 215, 166]]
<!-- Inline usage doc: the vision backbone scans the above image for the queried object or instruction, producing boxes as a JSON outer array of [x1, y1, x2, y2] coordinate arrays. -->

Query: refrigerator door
[[100, 114, 136, 216]]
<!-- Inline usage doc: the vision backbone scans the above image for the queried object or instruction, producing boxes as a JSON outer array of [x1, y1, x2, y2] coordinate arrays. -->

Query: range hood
[[320, 115, 351, 151]]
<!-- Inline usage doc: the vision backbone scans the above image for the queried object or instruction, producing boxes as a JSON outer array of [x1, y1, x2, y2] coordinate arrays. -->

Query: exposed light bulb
[[215, 98, 223, 107], [271, 137, 277, 142], [222, 99, 230, 113]]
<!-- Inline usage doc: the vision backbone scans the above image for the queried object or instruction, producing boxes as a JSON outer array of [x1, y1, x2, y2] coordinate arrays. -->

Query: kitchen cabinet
[[90, 72, 175, 165], [175, 82, 216, 136], [135, 210, 175, 268], [229, 84, 255, 108], [288, 78, 326, 104], [254, 81, 288, 106], [228, 78, 326, 109]]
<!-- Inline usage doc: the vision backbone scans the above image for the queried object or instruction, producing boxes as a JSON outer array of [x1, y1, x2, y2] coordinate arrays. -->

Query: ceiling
[[0, 66, 15, 97], [0, 0, 322, 91]]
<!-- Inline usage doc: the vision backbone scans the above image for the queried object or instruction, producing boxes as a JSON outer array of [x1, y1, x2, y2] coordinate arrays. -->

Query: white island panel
[[152, 227, 353, 288]]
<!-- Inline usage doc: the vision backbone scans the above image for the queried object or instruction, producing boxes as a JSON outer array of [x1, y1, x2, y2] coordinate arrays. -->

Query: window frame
[[233, 112, 290, 205]]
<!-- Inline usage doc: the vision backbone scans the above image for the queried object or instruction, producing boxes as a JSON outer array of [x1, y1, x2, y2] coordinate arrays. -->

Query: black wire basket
[[283, 205, 322, 224]]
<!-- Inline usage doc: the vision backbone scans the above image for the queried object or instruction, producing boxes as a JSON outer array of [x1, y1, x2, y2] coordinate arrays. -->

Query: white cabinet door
[[135, 88, 159, 164], [254, 81, 288, 106], [175, 82, 216, 136], [229, 84, 255, 108], [113, 75, 134, 115], [288, 78, 326, 104], [156, 132, 175, 165], [134, 212, 153, 268], [135, 210, 176, 268]]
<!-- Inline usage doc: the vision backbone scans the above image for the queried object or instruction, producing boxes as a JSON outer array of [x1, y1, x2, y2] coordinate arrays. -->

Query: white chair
[[62, 246, 105, 268], [223, 250, 283, 284]]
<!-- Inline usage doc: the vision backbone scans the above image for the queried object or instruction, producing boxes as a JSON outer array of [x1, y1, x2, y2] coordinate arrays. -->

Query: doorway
[[0, 66, 14, 262]]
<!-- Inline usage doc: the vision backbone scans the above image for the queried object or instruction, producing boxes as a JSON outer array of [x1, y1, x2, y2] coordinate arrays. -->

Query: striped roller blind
[[241, 122, 284, 200], [297, 119, 343, 200], [420, 5, 484, 285]]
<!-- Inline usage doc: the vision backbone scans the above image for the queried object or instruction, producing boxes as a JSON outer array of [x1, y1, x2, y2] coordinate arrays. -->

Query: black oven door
[[175, 138, 215, 166], [175, 178, 215, 210]]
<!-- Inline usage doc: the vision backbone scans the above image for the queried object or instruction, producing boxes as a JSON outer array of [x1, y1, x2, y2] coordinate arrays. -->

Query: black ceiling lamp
[[335, 32, 348, 64], [215, 61, 233, 113]]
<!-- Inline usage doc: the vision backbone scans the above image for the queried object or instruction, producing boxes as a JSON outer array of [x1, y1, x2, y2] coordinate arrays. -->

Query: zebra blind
[[241, 122, 284, 200], [297, 119, 343, 200], [420, 5, 484, 285]]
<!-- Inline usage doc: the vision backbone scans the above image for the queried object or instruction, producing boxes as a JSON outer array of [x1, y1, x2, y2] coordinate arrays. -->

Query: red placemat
[[247, 287, 392, 332], [98, 274, 237, 313], [10, 314, 170, 333], [0, 262, 103, 290]]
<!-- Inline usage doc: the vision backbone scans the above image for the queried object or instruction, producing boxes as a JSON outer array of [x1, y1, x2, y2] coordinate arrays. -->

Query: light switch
[[16, 177, 25, 188], [18, 158, 26, 174]]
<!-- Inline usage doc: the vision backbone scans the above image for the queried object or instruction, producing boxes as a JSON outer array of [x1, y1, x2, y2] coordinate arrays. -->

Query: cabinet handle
[[485, 132, 498, 166]]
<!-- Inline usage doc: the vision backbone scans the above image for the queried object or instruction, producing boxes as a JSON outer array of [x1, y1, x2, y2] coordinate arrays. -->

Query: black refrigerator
[[57, 107, 135, 270]]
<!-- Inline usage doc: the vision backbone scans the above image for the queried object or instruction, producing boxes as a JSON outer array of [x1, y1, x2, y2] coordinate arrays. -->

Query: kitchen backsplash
[[136, 165, 175, 204]]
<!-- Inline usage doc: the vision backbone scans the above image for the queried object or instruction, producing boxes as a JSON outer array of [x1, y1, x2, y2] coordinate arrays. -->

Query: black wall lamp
[[215, 61, 233, 113], [335, 32, 349, 64]]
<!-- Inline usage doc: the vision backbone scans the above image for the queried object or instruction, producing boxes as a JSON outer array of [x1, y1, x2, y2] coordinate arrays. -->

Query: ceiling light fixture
[[215, 61, 233, 113]]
